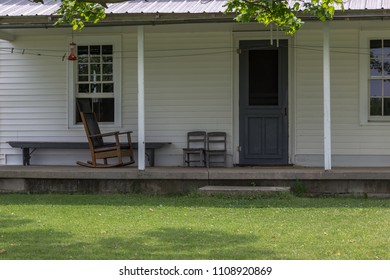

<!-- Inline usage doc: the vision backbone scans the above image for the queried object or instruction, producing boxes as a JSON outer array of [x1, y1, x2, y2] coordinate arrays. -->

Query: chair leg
[[199, 152, 204, 167], [183, 151, 208, 167]]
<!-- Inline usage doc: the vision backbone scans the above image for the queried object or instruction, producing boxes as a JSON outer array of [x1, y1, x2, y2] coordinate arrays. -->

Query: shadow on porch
[[1, 165, 390, 197]]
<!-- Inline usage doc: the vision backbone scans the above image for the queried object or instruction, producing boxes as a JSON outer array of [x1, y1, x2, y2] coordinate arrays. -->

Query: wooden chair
[[206, 132, 227, 167], [183, 131, 206, 167], [77, 111, 135, 168]]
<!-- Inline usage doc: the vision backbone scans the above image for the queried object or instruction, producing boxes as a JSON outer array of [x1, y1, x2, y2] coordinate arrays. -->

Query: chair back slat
[[187, 131, 206, 149], [77, 99, 92, 113], [80, 112, 104, 148], [207, 132, 226, 151]]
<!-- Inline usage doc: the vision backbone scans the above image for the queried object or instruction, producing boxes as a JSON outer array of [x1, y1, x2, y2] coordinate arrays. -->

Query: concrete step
[[198, 185, 291, 195]]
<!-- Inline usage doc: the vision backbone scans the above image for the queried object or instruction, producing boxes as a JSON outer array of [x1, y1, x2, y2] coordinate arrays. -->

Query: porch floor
[[1, 165, 390, 196]]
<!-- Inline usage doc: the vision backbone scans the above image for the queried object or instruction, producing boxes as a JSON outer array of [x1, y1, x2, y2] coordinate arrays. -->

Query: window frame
[[68, 35, 122, 128], [360, 31, 390, 124]]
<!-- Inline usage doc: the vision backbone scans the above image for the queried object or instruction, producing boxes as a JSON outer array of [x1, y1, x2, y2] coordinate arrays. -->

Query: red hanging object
[[68, 42, 77, 61]]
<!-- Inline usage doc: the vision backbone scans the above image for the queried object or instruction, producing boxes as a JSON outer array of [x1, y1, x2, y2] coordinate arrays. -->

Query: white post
[[137, 26, 146, 170], [323, 22, 332, 171]]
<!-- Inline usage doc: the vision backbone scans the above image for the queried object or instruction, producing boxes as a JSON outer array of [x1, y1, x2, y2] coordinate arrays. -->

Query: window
[[369, 39, 390, 117], [68, 36, 121, 126], [248, 49, 278, 106]]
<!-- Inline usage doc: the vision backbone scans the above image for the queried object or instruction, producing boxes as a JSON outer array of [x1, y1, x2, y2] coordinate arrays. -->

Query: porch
[[1, 165, 390, 197]]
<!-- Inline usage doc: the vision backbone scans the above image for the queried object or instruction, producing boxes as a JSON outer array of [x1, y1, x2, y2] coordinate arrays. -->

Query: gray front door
[[239, 40, 288, 165]]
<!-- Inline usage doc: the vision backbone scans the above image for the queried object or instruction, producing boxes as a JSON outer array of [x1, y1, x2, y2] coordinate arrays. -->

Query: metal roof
[[1, 0, 390, 30], [0, 0, 228, 16], [1, 0, 390, 17], [344, 0, 390, 10]]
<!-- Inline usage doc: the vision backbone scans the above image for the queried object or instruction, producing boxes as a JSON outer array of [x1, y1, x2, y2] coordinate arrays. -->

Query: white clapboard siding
[[1, 34, 94, 165], [7, 21, 390, 167], [121, 30, 233, 163], [294, 22, 390, 166], [1, 27, 233, 165]]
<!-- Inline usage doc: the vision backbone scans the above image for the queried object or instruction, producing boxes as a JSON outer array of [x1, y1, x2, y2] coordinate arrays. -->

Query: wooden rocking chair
[[77, 111, 135, 168]]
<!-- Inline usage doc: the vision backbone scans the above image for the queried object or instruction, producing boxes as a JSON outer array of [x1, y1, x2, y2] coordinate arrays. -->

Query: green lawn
[[0, 194, 390, 260]]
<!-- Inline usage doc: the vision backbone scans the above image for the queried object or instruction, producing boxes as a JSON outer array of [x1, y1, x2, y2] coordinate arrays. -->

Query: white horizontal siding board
[[295, 27, 333, 157], [2, 25, 232, 166], [122, 28, 232, 165], [294, 21, 390, 167], [0, 34, 83, 163], [124, 30, 233, 159]]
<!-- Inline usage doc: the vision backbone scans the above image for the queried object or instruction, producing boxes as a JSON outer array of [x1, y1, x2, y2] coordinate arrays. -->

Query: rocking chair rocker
[[77, 111, 135, 168]]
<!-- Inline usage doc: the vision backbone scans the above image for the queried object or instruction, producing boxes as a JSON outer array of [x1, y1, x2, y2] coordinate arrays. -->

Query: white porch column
[[137, 26, 146, 170], [323, 22, 332, 170]]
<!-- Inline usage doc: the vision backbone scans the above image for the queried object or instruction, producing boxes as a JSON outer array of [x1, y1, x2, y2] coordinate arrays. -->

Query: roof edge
[[2, 9, 390, 29]]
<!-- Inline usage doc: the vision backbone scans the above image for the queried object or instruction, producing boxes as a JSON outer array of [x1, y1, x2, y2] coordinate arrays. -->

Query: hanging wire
[[0, 42, 373, 61]]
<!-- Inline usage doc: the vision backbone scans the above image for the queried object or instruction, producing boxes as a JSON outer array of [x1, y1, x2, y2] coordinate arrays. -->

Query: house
[[1, 0, 390, 169]]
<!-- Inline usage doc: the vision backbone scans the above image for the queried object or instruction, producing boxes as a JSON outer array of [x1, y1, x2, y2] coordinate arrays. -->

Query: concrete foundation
[[1, 166, 390, 197]]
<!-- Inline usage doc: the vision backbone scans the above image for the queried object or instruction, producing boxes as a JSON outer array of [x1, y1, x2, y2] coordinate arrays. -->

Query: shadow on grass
[[0, 216, 34, 229], [1, 193, 390, 209], [0, 216, 274, 260]]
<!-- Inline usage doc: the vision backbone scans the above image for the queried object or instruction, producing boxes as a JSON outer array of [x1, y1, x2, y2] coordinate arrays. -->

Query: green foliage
[[54, 0, 106, 30], [35, 0, 343, 32], [292, 179, 307, 197], [225, 0, 344, 34]]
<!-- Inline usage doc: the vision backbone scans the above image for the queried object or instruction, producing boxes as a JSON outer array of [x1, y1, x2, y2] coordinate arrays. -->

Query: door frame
[[232, 32, 295, 165]]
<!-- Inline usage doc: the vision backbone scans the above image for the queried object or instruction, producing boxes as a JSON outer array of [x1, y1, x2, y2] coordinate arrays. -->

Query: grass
[[1, 193, 390, 260]]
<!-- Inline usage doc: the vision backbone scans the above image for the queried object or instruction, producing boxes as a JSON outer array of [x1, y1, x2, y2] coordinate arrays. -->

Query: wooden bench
[[7, 141, 171, 167]]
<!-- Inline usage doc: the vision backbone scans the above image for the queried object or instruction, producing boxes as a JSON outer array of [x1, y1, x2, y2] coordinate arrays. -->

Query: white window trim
[[359, 30, 390, 125], [68, 35, 122, 128]]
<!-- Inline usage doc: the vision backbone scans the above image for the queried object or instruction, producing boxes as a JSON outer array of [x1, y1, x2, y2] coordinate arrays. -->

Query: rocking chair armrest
[[89, 131, 120, 138], [117, 131, 133, 143], [117, 131, 133, 136]]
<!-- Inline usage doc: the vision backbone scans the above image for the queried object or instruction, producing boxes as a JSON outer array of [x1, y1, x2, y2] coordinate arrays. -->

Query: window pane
[[78, 75, 88, 82], [91, 84, 101, 93], [94, 98, 114, 122], [90, 56, 101, 63], [370, 98, 382, 116], [103, 75, 113, 81], [370, 40, 382, 77], [78, 84, 89, 93], [78, 64, 88, 75], [78, 56, 88, 63], [90, 45, 101, 55], [384, 60, 390, 76], [103, 83, 114, 93], [90, 64, 101, 74], [370, 58, 382, 76], [384, 80, 390, 96], [76, 98, 114, 123], [102, 45, 113, 55], [370, 80, 382, 96], [103, 64, 113, 74], [370, 40, 382, 48], [384, 40, 390, 58], [103, 56, 113, 63], [248, 49, 278, 106], [384, 98, 390, 115], [77, 46, 88, 56], [370, 40, 382, 57]]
